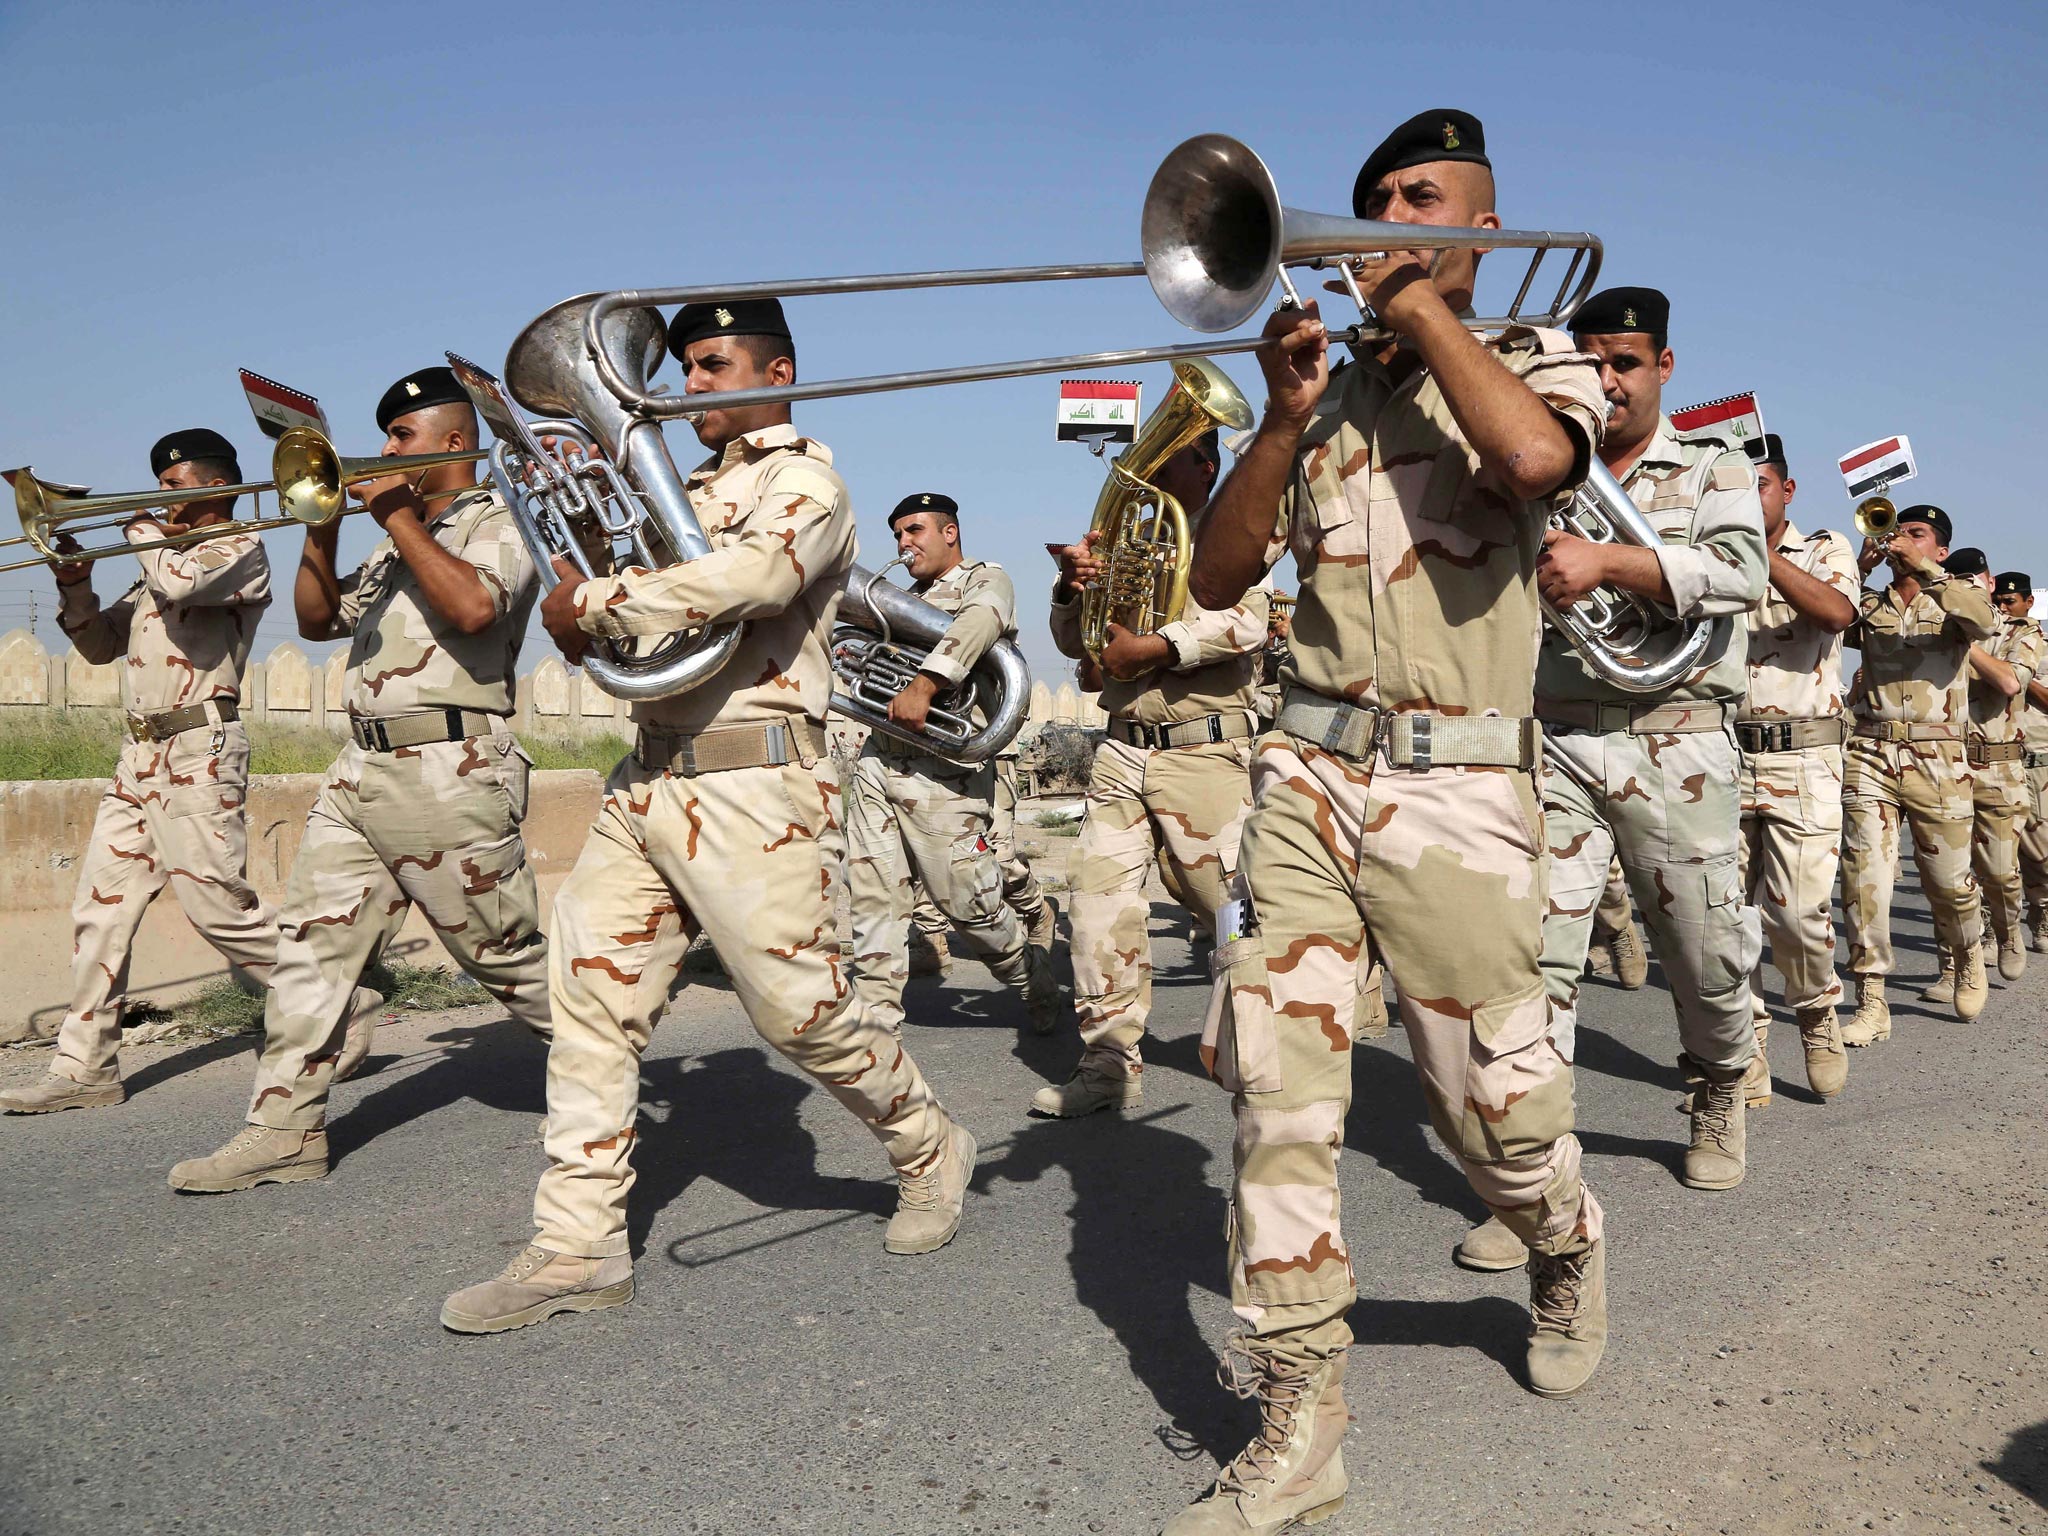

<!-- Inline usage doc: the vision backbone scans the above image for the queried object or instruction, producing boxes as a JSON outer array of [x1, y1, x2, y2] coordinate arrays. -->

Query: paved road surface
[[3, 882, 2044, 1534]]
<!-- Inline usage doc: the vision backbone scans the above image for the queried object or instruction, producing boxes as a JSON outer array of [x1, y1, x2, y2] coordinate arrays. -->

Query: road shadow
[[121, 1030, 260, 1096], [1985, 1419, 2047, 1510], [977, 1107, 1248, 1464], [1575, 1019, 1685, 1094], [1343, 1039, 1487, 1222], [1346, 1293, 1528, 1378], [328, 1013, 548, 1164]]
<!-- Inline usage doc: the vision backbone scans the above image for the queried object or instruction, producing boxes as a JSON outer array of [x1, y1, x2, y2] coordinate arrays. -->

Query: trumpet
[[1855, 494, 1898, 544], [0, 429, 486, 574]]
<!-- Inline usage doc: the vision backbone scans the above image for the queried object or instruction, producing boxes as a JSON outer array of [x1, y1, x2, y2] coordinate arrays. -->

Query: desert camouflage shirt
[[1048, 580, 1269, 726], [59, 523, 270, 715], [1263, 326, 1605, 717], [330, 486, 537, 719], [1739, 521, 1860, 722], [912, 558, 1016, 686], [1537, 416, 1768, 709], [573, 423, 852, 736], [1967, 615, 2045, 745], [1848, 570, 2000, 728]]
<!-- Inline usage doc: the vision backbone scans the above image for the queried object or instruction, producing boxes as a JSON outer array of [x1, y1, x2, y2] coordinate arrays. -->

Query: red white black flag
[[1838, 436, 1916, 500], [1057, 379, 1140, 444], [240, 369, 329, 440]]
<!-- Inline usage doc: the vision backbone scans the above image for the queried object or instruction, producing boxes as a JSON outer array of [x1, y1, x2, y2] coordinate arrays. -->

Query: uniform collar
[[425, 483, 491, 530], [690, 421, 809, 482], [915, 557, 972, 594], [1775, 519, 1807, 555]]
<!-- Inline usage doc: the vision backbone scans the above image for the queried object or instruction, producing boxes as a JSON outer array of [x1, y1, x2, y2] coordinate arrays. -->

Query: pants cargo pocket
[[1200, 936, 1283, 1094], [484, 736, 534, 825], [1697, 857, 1762, 998], [947, 827, 1006, 923], [1457, 987, 1573, 1165]]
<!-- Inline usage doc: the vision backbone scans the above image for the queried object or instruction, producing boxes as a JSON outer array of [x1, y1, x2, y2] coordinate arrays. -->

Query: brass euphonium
[[1080, 356, 1254, 657]]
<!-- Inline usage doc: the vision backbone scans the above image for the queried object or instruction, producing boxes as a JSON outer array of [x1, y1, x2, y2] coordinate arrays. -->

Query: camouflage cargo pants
[[1738, 745, 1846, 1015], [1970, 756, 2029, 945], [846, 749, 1032, 1038], [53, 725, 276, 1086], [246, 734, 551, 1130], [2020, 762, 2048, 915], [1208, 735, 1600, 1364], [1540, 727, 1760, 1072], [532, 751, 953, 1257], [912, 754, 1046, 939], [1840, 737, 1981, 976], [1067, 736, 1252, 1075]]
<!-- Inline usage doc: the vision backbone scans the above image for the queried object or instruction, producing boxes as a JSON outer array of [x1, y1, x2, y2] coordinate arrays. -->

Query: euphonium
[[1080, 356, 1254, 657]]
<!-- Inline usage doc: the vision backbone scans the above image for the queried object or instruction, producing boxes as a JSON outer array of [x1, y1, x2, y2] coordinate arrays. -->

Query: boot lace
[[1529, 1248, 1589, 1336], [897, 1157, 944, 1212], [1611, 928, 1638, 963], [1212, 1337, 1313, 1498], [1692, 1081, 1737, 1151], [498, 1245, 557, 1284]]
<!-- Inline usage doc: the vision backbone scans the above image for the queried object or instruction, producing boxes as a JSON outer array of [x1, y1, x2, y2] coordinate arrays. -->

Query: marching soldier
[[169, 368, 552, 1191], [1034, 430, 1267, 1117], [844, 493, 1059, 1040], [1732, 434, 1857, 1106], [1925, 549, 2042, 996], [1471, 283, 1768, 1283], [1174, 110, 1611, 1533], [1838, 504, 1999, 1045], [907, 738, 1049, 978], [1, 430, 278, 1114], [442, 299, 975, 1334], [1999, 572, 2048, 948]]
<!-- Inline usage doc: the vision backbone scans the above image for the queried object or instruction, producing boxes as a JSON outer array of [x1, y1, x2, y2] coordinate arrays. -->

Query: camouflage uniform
[[1204, 330, 1607, 1367], [909, 745, 1045, 949], [532, 425, 957, 1258], [1841, 572, 1999, 976], [243, 488, 552, 1132], [44, 526, 274, 1086], [1047, 578, 1268, 1079], [2019, 685, 2048, 927], [1737, 522, 1859, 1015], [1965, 615, 2045, 949], [845, 558, 1047, 1038]]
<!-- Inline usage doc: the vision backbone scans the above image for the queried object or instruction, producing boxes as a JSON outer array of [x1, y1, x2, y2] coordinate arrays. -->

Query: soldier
[[1999, 572, 2048, 948], [1, 430, 280, 1115], [907, 737, 1049, 978], [168, 368, 552, 1191], [442, 299, 975, 1334], [1730, 433, 1857, 1107], [1034, 430, 1268, 1117], [1170, 110, 1611, 1534], [1925, 548, 2042, 996], [843, 492, 1059, 1041], [1839, 504, 1999, 1044]]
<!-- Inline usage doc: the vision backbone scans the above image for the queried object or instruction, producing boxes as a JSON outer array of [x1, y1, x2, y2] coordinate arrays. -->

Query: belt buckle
[[763, 724, 792, 768], [1405, 713, 1433, 771], [125, 715, 150, 743]]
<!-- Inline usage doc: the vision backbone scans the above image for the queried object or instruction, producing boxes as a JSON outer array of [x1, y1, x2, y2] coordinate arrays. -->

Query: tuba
[[831, 557, 1031, 767], [1080, 356, 1253, 657]]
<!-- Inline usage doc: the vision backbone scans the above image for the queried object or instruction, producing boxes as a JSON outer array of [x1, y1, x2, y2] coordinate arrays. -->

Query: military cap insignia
[[715, 307, 735, 327], [1622, 307, 1638, 328], [168, 448, 182, 461], [1442, 121, 1460, 149], [920, 495, 931, 505], [405, 380, 421, 397]]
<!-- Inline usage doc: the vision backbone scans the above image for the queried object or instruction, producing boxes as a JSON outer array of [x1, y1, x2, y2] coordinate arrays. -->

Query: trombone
[[0, 428, 486, 573]]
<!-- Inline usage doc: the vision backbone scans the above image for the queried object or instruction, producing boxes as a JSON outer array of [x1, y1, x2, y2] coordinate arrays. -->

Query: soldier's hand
[[51, 532, 89, 587], [1857, 537, 1889, 576], [888, 673, 940, 731], [1099, 622, 1170, 681], [351, 472, 422, 529], [1326, 249, 1436, 333], [1053, 530, 1105, 596], [1255, 298, 1330, 431], [1538, 528, 1611, 607], [540, 556, 592, 664]]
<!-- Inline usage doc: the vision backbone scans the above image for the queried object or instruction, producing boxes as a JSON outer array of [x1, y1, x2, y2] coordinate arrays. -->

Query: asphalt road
[[3, 879, 2044, 1535]]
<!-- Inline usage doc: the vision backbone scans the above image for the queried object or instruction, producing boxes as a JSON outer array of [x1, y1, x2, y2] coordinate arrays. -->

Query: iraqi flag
[[1057, 379, 1140, 444], [1838, 436, 1917, 499], [240, 369, 330, 440], [1670, 392, 1765, 457]]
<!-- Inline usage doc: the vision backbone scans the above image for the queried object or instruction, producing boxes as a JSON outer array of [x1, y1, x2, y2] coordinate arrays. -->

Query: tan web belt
[[125, 698, 239, 743], [1735, 716, 1848, 753], [636, 719, 825, 777], [349, 709, 501, 752], [1538, 699, 1733, 736], [1852, 720, 1959, 744], [1276, 688, 1539, 770], [1108, 711, 1257, 751], [1967, 738, 2026, 766]]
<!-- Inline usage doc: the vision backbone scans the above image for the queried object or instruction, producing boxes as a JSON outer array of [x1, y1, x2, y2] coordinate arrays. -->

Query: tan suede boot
[[1998, 930, 2027, 981], [1920, 950, 1957, 1006], [1453, 1214, 1529, 1273], [1584, 941, 1616, 980], [439, 1245, 634, 1334], [1610, 922, 1649, 989], [1030, 1063, 1142, 1119], [0, 1073, 126, 1114], [1680, 1056, 1746, 1191], [1794, 1005, 1847, 1099], [1840, 975, 1890, 1046], [1953, 941, 1989, 1021], [907, 929, 951, 978], [332, 986, 388, 1083], [2029, 908, 2048, 952], [1527, 1236, 1608, 1398], [885, 1120, 976, 1255], [168, 1125, 328, 1193], [1161, 1348, 1348, 1534], [1027, 895, 1059, 957], [1741, 1020, 1772, 1109]]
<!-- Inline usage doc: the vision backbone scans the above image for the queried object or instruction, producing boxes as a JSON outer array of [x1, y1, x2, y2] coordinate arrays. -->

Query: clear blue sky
[[3, 0, 2044, 683]]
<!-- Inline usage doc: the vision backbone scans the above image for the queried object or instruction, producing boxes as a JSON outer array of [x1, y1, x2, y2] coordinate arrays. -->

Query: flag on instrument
[[1058, 379, 1140, 445], [1671, 392, 1766, 458], [240, 369, 330, 440], [1838, 435, 1917, 499]]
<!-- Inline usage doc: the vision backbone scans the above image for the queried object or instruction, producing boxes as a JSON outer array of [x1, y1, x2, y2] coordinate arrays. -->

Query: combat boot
[[1997, 926, 2027, 981], [439, 1245, 634, 1334], [1453, 1213, 1529, 1273], [1741, 1019, 1772, 1109], [2029, 907, 2048, 952], [1610, 921, 1649, 989], [0, 1073, 125, 1115], [332, 986, 388, 1083], [168, 1125, 328, 1193], [1584, 941, 1616, 981], [907, 928, 951, 978], [1920, 950, 1957, 1006], [1527, 1236, 1608, 1399], [1027, 895, 1059, 958], [885, 1120, 976, 1255], [1161, 1347, 1348, 1534], [1952, 941, 1989, 1021], [1794, 1005, 1847, 1099], [1030, 1062, 1142, 1119], [1680, 1055, 1746, 1191], [1840, 975, 1890, 1046], [1023, 946, 1061, 1036]]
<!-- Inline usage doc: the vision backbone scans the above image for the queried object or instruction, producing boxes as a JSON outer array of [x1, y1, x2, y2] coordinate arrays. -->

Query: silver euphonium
[[1544, 458, 1714, 693], [831, 557, 1031, 767], [446, 294, 742, 703]]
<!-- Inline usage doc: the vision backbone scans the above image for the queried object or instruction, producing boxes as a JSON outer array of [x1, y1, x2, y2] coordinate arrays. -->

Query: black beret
[[1897, 504, 1953, 547], [888, 492, 958, 529], [1754, 433, 1787, 469], [1570, 286, 1670, 340], [1995, 571, 2032, 598], [1352, 109, 1488, 218], [376, 366, 471, 433], [667, 297, 793, 357], [1943, 546, 1988, 578], [150, 428, 241, 481]]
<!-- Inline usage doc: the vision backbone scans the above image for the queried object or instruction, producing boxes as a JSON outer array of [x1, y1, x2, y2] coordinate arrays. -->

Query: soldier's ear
[[1780, 476, 1795, 500]]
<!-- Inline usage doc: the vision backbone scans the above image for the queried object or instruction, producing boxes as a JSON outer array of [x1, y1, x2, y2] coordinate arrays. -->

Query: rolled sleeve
[[1657, 456, 1768, 619], [1156, 587, 1270, 672], [922, 565, 1015, 685], [456, 510, 534, 620], [1049, 584, 1085, 660]]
